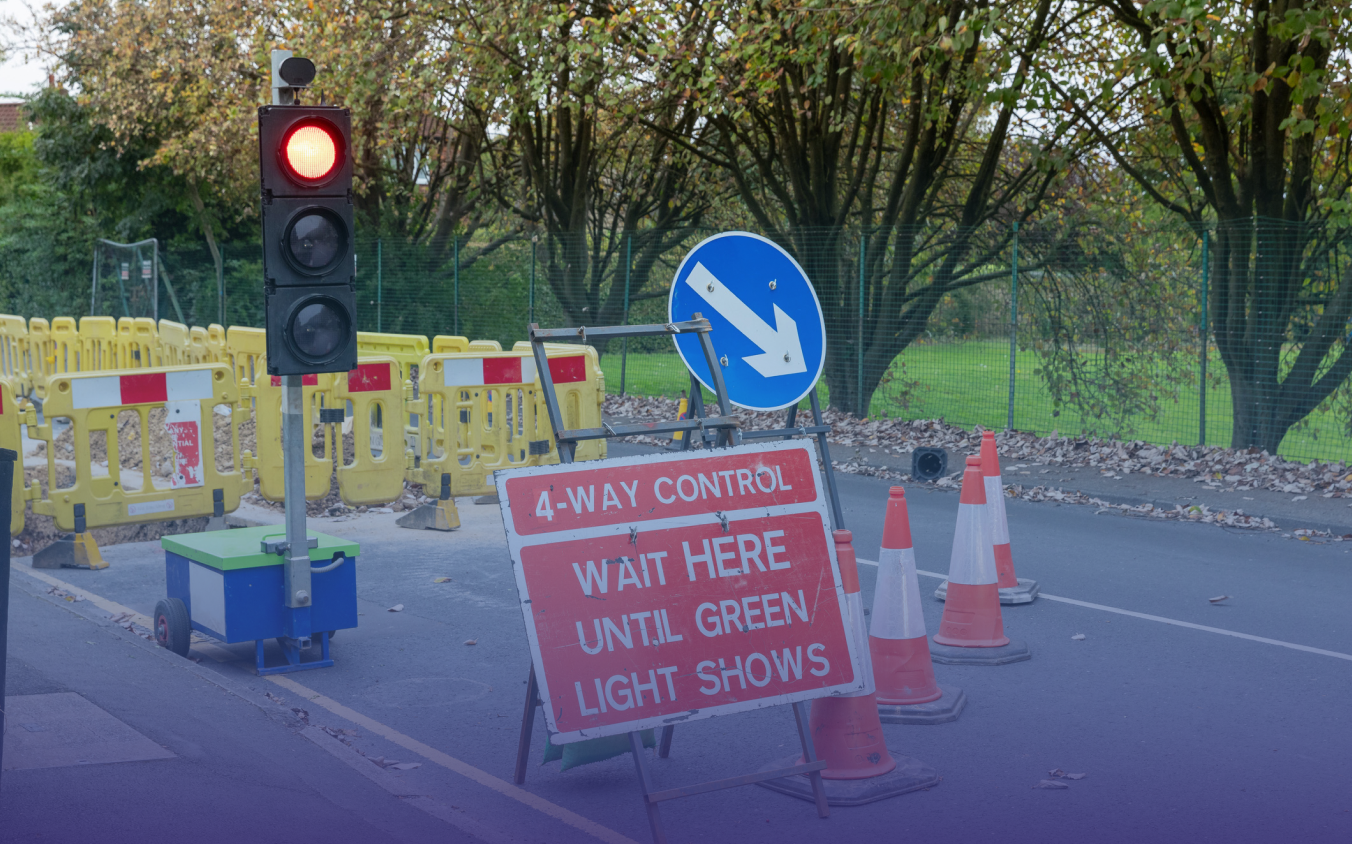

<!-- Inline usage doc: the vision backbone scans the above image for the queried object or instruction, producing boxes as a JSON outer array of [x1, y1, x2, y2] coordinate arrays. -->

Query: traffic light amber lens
[[284, 124, 338, 181], [290, 299, 348, 361], [287, 210, 345, 271]]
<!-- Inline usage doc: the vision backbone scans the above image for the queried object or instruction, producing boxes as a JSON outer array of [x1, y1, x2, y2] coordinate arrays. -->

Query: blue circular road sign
[[668, 232, 826, 411]]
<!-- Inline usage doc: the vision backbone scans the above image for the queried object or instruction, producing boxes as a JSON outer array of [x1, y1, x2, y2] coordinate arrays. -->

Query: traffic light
[[259, 102, 357, 375]]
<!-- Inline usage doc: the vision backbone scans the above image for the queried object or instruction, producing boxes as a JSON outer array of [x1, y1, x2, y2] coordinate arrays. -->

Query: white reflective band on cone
[[985, 475, 1010, 544], [948, 503, 997, 586], [870, 546, 928, 641]]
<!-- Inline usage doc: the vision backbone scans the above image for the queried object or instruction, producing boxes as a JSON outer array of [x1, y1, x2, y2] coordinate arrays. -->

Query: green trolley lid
[[161, 525, 360, 571]]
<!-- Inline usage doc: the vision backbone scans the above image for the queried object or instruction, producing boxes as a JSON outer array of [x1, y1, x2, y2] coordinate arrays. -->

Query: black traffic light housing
[[259, 104, 357, 375]]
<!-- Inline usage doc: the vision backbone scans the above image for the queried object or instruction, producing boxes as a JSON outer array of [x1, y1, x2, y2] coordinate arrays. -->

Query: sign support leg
[[514, 664, 541, 784], [792, 700, 830, 819], [809, 391, 845, 530], [629, 731, 668, 844], [657, 725, 674, 759]]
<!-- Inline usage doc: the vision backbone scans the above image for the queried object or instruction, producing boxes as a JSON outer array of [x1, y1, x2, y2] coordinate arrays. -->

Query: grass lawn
[[601, 341, 1351, 464]]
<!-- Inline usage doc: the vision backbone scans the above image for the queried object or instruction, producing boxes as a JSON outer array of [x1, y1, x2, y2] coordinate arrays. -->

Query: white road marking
[[856, 558, 1352, 662]]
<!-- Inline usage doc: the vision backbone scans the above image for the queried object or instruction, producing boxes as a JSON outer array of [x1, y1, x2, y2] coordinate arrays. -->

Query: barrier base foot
[[32, 533, 107, 570], [396, 499, 460, 531], [934, 578, 1040, 605], [473, 494, 499, 505], [929, 637, 1031, 665], [757, 752, 939, 806], [205, 515, 229, 531], [877, 685, 966, 725]]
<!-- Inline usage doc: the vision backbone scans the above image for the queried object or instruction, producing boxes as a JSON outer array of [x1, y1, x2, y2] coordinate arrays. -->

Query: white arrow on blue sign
[[668, 231, 826, 411]]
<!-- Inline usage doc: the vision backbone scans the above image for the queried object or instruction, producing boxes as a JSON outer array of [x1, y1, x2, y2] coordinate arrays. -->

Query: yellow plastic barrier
[[158, 320, 192, 366], [0, 315, 31, 393], [115, 317, 160, 370], [333, 356, 406, 506], [28, 364, 248, 532], [356, 331, 429, 381], [0, 378, 31, 533], [79, 316, 119, 373], [467, 339, 502, 352], [413, 352, 555, 496], [226, 326, 267, 388], [431, 335, 468, 354], [27, 318, 49, 390], [247, 368, 338, 501], [512, 341, 607, 461]]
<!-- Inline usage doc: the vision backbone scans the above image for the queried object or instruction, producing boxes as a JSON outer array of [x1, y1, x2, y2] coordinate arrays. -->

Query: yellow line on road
[[10, 562, 639, 844]]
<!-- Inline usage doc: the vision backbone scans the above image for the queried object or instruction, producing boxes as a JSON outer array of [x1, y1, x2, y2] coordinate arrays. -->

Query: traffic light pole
[[281, 377, 312, 616]]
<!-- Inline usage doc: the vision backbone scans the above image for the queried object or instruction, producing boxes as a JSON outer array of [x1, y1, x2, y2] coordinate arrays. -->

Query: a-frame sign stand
[[512, 315, 852, 843]]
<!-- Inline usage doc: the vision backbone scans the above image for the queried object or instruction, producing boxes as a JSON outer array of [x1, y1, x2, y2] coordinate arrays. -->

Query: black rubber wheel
[[154, 598, 191, 657]]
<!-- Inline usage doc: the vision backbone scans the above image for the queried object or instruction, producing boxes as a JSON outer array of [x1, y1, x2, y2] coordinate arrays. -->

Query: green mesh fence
[[138, 220, 1352, 464]]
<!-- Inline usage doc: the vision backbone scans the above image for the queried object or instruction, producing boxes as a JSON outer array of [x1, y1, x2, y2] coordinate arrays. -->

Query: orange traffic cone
[[935, 431, 1040, 604], [759, 529, 939, 806], [869, 487, 965, 723], [930, 456, 1031, 665]]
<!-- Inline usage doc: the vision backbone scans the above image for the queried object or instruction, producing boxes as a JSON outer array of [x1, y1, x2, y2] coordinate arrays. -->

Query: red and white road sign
[[497, 440, 865, 743]]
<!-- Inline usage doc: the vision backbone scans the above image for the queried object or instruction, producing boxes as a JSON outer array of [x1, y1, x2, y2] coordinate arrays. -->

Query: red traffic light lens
[[281, 122, 340, 183]]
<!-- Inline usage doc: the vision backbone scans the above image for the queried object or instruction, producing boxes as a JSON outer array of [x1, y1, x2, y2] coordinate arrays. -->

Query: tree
[[1070, 0, 1352, 453], [661, 0, 1082, 413], [453, 0, 716, 344]]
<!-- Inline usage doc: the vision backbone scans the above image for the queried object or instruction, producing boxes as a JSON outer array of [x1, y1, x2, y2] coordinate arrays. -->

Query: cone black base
[[756, 752, 940, 806], [877, 684, 966, 725], [934, 578, 1040, 605], [929, 637, 1031, 665]]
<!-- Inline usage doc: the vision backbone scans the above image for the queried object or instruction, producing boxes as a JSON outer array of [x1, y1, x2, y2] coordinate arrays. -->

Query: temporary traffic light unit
[[259, 104, 357, 375]]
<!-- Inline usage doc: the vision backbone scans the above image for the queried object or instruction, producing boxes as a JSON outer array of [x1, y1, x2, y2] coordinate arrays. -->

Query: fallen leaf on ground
[[1071, 633, 1086, 641], [1065, 773, 1088, 780], [388, 604, 404, 612], [389, 762, 421, 771], [1049, 768, 1066, 778], [432, 577, 452, 583], [1035, 779, 1070, 789], [1209, 595, 1230, 604], [464, 639, 478, 645], [291, 707, 310, 724]]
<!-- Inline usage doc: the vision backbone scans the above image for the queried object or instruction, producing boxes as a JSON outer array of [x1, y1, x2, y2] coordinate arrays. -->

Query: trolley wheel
[[154, 598, 191, 657]]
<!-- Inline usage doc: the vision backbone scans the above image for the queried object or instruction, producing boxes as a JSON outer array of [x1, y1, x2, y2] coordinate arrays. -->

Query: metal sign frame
[[509, 316, 856, 842]]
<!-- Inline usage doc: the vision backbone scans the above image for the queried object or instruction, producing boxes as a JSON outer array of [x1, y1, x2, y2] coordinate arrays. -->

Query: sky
[[0, 0, 57, 100]]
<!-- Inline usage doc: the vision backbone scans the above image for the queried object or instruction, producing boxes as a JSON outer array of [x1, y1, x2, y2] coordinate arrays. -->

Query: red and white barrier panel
[[72, 369, 214, 409], [442, 355, 587, 387]]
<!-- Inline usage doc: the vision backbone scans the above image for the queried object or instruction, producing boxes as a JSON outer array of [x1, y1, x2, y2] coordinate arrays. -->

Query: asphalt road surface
[[4, 440, 1350, 844]]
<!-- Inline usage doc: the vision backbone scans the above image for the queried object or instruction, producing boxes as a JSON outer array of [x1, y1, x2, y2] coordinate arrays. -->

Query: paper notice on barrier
[[164, 400, 204, 488], [496, 440, 864, 744]]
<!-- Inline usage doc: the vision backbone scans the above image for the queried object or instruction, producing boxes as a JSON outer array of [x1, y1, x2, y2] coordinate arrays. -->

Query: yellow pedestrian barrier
[[79, 316, 119, 372], [512, 341, 607, 461], [247, 368, 338, 501], [0, 378, 31, 534], [226, 326, 267, 388], [158, 319, 193, 366], [0, 315, 32, 393], [467, 339, 502, 352], [356, 331, 429, 381], [333, 356, 406, 506], [115, 317, 160, 370], [431, 335, 468, 354], [28, 364, 249, 535], [27, 318, 49, 392], [413, 352, 555, 497]]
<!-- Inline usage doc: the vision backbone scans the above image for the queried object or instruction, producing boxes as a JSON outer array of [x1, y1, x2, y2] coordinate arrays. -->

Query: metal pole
[[376, 238, 382, 333], [1200, 229, 1209, 446], [620, 234, 632, 396], [151, 238, 160, 322], [1007, 222, 1019, 431], [857, 233, 865, 417], [281, 377, 312, 617], [529, 236, 537, 327], [453, 233, 460, 336], [0, 446, 17, 786], [90, 242, 99, 314]]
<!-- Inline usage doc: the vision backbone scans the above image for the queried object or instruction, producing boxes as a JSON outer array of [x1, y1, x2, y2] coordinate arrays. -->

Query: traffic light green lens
[[290, 300, 347, 360], [287, 211, 344, 271]]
